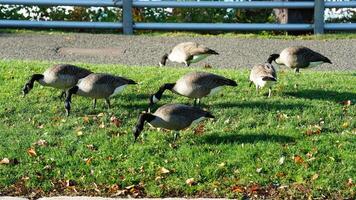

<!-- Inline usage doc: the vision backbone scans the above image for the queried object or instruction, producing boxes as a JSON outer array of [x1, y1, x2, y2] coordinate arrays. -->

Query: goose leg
[[193, 98, 197, 106], [59, 91, 66, 100], [256, 85, 259, 94], [249, 81, 253, 87], [93, 99, 97, 109], [105, 98, 111, 109], [294, 68, 300, 73], [268, 87, 272, 98], [197, 98, 201, 105], [173, 131, 180, 141]]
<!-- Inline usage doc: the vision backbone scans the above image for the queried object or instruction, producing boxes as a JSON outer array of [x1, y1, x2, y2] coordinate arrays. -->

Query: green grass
[[1, 28, 356, 40], [0, 60, 355, 198]]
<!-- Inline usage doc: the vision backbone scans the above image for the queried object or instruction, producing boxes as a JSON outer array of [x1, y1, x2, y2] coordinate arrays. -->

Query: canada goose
[[64, 73, 137, 116], [267, 46, 332, 73], [249, 63, 277, 98], [22, 64, 92, 98], [148, 71, 237, 110], [159, 42, 219, 67], [133, 103, 215, 141]]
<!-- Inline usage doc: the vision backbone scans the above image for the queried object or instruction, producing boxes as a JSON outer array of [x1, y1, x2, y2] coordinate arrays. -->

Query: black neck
[[23, 74, 44, 95], [160, 53, 168, 66], [154, 83, 175, 100], [134, 113, 155, 140], [267, 54, 280, 64], [64, 86, 79, 116]]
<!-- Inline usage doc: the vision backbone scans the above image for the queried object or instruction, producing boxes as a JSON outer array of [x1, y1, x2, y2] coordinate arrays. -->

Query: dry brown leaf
[[97, 113, 104, 117], [77, 131, 83, 136], [66, 179, 77, 187], [194, 124, 205, 135], [37, 124, 44, 129], [83, 116, 90, 123], [340, 100, 352, 106], [204, 63, 212, 69], [294, 155, 304, 164], [231, 185, 244, 193], [218, 162, 225, 167], [342, 122, 349, 129], [155, 176, 163, 181], [347, 178, 353, 187], [84, 157, 92, 165], [27, 148, 37, 157], [186, 178, 197, 186], [249, 184, 260, 193], [0, 158, 10, 164], [158, 167, 170, 174], [110, 116, 122, 128]]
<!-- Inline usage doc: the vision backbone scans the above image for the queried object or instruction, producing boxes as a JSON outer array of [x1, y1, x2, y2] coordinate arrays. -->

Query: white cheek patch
[[152, 95, 160, 103], [191, 117, 206, 126], [308, 61, 324, 68], [208, 86, 222, 96], [110, 85, 127, 97]]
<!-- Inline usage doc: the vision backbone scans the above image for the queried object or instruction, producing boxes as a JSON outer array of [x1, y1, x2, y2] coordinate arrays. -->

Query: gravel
[[0, 32, 355, 71]]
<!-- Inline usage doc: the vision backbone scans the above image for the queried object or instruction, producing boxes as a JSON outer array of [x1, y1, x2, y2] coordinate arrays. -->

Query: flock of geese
[[22, 42, 332, 141]]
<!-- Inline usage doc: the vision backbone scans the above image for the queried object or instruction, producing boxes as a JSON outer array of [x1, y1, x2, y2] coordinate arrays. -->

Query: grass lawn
[[0, 60, 355, 198]]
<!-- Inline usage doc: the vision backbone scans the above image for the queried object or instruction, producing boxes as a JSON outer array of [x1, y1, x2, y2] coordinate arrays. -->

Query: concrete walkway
[[0, 32, 355, 70]]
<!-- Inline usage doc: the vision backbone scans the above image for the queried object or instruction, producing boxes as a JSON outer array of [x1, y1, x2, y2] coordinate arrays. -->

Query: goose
[[267, 46, 331, 73], [159, 42, 219, 67], [249, 63, 277, 98], [64, 73, 137, 116], [133, 103, 215, 141], [22, 64, 92, 98], [148, 71, 237, 110]]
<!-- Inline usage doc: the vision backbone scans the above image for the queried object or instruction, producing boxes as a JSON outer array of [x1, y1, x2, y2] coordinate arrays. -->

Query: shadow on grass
[[200, 133, 295, 145], [285, 89, 356, 102], [215, 101, 309, 110]]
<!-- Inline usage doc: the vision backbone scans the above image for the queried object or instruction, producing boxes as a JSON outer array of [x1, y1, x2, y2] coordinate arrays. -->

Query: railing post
[[314, 0, 325, 34], [123, 0, 133, 35]]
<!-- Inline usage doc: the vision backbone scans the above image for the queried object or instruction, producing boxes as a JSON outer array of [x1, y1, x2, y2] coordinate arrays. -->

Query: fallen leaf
[[84, 157, 92, 165], [340, 100, 352, 106], [37, 124, 44, 129], [279, 156, 285, 165], [186, 178, 197, 186], [231, 185, 244, 193], [248, 184, 260, 193], [77, 131, 83, 136], [110, 116, 122, 128], [294, 155, 304, 164], [218, 162, 225, 167], [97, 113, 104, 117], [27, 148, 37, 157], [312, 173, 319, 181], [155, 176, 163, 181], [66, 179, 77, 187], [34, 139, 47, 146], [194, 124, 205, 135], [0, 158, 10, 164], [342, 122, 349, 129], [158, 167, 170, 175], [125, 185, 135, 190], [256, 168, 263, 173], [204, 63, 212, 69], [99, 122, 105, 129], [83, 116, 90, 123], [347, 178, 353, 187]]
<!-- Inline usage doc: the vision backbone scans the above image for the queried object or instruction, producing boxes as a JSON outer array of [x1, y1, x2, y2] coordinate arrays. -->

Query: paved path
[[0, 33, 355, 71]]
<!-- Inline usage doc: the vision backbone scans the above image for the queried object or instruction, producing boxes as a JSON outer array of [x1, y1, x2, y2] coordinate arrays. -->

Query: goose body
[[160, 42, 219, 67], [250, 63, 277, 97], [65, 73, 137, 115], [149, 71, 237, 109], [268, 46, 331, 73], [133, 104, 215, 141], [22, 64, 92, 97]]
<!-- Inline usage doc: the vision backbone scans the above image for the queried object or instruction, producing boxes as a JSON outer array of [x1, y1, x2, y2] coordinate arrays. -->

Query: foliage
[[0, 60, 355, 198]]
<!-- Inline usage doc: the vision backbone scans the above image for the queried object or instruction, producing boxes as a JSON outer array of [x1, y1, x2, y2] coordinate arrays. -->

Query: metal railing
[[0, 0, 355, 34]]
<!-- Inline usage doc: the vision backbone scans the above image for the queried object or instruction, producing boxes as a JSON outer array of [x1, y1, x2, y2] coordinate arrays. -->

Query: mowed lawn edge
[[0, 60, 355, 198]]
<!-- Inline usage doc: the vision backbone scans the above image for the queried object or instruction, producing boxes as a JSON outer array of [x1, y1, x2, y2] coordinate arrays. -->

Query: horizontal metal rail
[[134, 23, 313, 31], [0, 0, 122, 7], [0, 0, 355, 34], [0, 20, 123, 29], [325, 1, 356, 8], [133, 1, 314, 9]]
